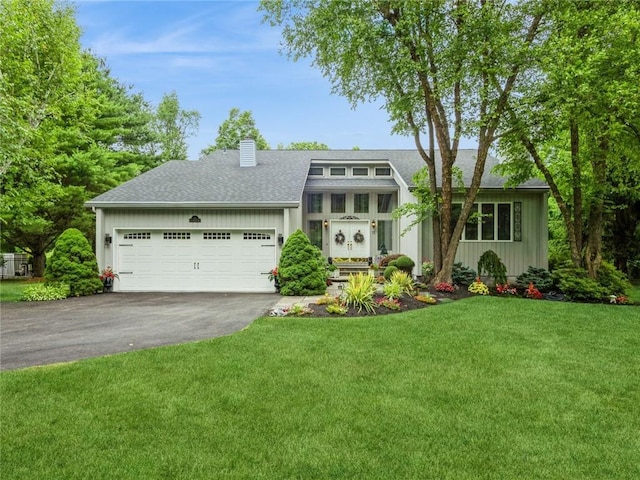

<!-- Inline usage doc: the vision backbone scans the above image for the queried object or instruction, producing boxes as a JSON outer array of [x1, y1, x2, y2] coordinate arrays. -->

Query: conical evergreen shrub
[[45, 228, 103, 296], [278, 229, 327, 296]]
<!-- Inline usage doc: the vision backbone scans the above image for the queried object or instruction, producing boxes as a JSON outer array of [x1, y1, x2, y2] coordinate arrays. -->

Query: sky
[[74, 0, 427, 160]]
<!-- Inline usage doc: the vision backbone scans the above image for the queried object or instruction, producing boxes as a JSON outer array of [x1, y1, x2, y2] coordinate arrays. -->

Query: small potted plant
[[99, 265, 119, 293], [268, 266, 280, 293]]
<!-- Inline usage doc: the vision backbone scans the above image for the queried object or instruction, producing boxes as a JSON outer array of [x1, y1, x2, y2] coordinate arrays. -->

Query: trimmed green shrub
[[515, 266, 555, 292], [379, 254, 405, 268], [552, 267, 608, 302], [394, 255, 415, 274], [596, 262, 631, 296], [278, 229, 327, 296], [45, 228, 103, 296], [452, 262, 476, 286], [477, 250, 507, 285], [22, 283, 70, 301], [383, 265, 399, 281], [344, 272, 377, 313]]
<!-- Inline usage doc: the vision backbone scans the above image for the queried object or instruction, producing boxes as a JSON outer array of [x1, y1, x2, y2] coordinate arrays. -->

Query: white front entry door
[[330, 221, 370, 259]]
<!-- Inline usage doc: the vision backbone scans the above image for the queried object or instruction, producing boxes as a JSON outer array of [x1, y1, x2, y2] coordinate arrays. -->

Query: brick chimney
[[239, 138, 256, 167]]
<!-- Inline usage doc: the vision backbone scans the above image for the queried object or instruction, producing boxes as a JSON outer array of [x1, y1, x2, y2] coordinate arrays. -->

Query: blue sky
[[74, 0, 425, 159]]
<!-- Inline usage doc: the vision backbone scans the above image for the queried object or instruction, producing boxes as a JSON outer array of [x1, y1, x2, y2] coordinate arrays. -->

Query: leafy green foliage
[[378, 254, 405, 269], [45, 228, 102, 296], [515, 267, 555, 292], [468, 279, 490, 296], [394, 255, 415, 274], [383, 265, 399, 281], [21, 283, 70, 301], [477, 250, 507, 285], [201, 108, 269, 155], [278, 229, 326, 296], [151, 91, 200, 162], [343, 272, 377, 314], [452, 262, 477, 286], [382, 282, 403, 301], [325, 303, 348, 315], [596, 262, 632, 297], [389, 270, 414, 296], [277, 141, 329, 150], [552, 268, 608, 302]]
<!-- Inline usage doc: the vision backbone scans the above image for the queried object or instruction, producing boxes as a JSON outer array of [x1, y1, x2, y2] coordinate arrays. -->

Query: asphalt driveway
[[0, 292, 277, 371]]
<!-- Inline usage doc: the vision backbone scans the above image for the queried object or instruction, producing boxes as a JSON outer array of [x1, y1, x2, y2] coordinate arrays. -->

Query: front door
[[330, 220, 370, 259]]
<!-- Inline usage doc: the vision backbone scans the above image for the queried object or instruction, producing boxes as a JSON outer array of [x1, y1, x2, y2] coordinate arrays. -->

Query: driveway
[[0, 292, 277, 371]]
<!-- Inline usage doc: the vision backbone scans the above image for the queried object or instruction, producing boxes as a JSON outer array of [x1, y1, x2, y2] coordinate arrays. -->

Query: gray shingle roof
[[86, 149, 547, 208]]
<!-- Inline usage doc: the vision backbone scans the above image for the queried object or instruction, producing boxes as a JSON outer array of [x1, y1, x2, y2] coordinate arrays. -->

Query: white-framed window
[[309, 166, 323, 176], [354, 193, 369, 213], [331, 193, 346, 213], [123, 232, 151, 240], [375, 166, 391, 176], [453, 202, 513, 241], [352, 167, 369, 176], [377, 193, 393, 213], [309, 220, 323, 249], [330, 167, 346, 176], [163, 232, 191, 240], [203, 232, 231, 240]]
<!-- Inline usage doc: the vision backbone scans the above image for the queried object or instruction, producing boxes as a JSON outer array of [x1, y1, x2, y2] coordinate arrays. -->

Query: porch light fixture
[[278, 234, 284, 246], [323, 219, 328, 228], [104, 234, 112, 245]]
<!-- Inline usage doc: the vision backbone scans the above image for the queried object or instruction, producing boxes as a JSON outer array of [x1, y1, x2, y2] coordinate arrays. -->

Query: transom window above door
[[331, 193, 346, 213], [354, 193, 369, 213]]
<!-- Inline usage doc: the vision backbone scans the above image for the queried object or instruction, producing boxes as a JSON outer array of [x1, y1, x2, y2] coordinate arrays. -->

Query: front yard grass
[[2, 297, 639, 479], [0, 279, 34, 302]]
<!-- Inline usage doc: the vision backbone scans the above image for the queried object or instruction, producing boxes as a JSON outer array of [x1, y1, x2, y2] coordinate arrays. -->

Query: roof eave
[[85, 201, 300, 209]]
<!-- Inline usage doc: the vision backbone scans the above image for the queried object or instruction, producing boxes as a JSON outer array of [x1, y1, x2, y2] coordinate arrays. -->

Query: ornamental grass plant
[[343, 272, 377, 313]]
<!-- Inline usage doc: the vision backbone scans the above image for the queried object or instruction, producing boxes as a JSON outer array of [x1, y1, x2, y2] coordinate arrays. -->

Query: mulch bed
[[305, 287, 472, 318]]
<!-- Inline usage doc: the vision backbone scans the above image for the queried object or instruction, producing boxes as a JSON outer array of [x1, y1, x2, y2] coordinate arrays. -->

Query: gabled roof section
[[86, 148, 547, 209], [86, 151, 312, 208]]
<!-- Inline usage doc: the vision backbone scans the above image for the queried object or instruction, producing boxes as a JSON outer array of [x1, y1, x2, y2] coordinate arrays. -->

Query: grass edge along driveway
[[2, 297, 639, 479]]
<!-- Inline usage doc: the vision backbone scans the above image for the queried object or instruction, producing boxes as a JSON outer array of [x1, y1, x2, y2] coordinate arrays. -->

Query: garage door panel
[[116, 229, 275, 292]]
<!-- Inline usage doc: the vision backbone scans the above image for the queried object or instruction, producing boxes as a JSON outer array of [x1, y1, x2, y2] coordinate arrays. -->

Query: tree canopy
[[150, 91, 201, 162], [201, 108, 269, 155]]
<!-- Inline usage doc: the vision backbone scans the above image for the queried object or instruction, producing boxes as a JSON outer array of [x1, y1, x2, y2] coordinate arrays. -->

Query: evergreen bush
[[596, 262, 631, 296], [477, 250, 507, 285], [515, 267, 555, 292], [278, 229, 327, 296], [379, 254, 405, 268], [552, 267, 608, 302], [383, 265, 399, 281], [394, 255, 415, 274], [452, 262, 476, 286], [45, 228, 103, 296]]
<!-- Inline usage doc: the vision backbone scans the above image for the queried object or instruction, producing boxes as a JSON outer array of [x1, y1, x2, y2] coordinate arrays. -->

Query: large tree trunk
[[32, 251, 46, 277], [584, 136, 608, 278]]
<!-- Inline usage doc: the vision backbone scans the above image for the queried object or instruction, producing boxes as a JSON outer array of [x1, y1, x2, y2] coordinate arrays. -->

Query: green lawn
[[0, 279, 32, 302], [2, 297, 639, 479]]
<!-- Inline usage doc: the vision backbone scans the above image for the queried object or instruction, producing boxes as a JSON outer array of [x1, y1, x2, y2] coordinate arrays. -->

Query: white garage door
[[115, 230, 276, 292]]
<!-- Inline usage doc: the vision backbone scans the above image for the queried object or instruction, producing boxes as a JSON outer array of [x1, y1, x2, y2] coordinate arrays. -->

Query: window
[[354, 193, 369, 213], [352, 167, 369, 176], [309, 166, 323, 176], [243, 232, 271, 240], [309, 220, 323, 249], [375, 166, 391, 176], [123, 232, 151, 240], [163, 232, 190, 240], [378, 220, 393, 252], [203, 232, 231, 240], [377, 193, 393, 213], [330, 167, 346, 176], [453, 202, 512, 241], [331, 193, 346, 213], [307, 193, 323, 213]]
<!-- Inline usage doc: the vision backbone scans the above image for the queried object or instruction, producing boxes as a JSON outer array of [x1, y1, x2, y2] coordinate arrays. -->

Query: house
[[86, 139, 548, 292]]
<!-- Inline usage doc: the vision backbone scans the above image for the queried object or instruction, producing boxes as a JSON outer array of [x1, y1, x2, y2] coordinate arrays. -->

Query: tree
[[496, 0, 640, 278], [262, 1, 547, 283], [278, 229, 327, 296], [277, 141, 329, 150], [201, 108, 269, 155], [45, 228, 102, 296], [151, 91, 201, 162]]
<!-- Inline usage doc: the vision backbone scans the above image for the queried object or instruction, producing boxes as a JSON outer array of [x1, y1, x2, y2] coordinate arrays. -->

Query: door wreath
[[334, 230, 345, 245], [353, 230, 365, 243]]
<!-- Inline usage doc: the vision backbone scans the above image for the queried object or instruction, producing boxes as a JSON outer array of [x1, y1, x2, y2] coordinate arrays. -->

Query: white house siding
[[97, 208, 286, 272], [397, 182, 421, 273], [421, 191, 548, 279]]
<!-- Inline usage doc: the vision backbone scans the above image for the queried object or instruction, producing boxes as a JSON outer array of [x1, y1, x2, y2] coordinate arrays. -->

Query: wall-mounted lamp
[[323, 219, 329, 229], [278, 234, 284, 246], [371, 220, 377, 230], [104, 234, 112, 245]]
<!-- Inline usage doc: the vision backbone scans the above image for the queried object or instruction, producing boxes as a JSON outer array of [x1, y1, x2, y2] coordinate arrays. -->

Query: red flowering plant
[[496, 283, 518, 295], [99, 265, 119, 281], [525, 282, 544, 299], [435, 282, 455, 293], [268, 267, 279, 282]]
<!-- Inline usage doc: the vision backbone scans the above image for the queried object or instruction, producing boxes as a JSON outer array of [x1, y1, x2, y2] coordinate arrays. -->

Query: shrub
[[394, 255, 415, 274], [378, 254, 405, 268], [383, 265, 399, 281], [421, 259, 435, 277], [596, 262, 631, 296], [389, 270, 414, 295], [22, 283, 70, 301], [552, 267, 608, 302], [515, 266, 555, 292], [477, 250, 507, 285], [452, 262, 476, 286], [344, 272, 377, 314], [278, 229, 327, 296], [45, 228, 103, 296]]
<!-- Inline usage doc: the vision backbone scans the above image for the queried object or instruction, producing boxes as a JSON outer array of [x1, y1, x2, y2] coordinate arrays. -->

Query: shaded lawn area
[[2, 297, 639, 479], [0, 279, 33, 302]]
